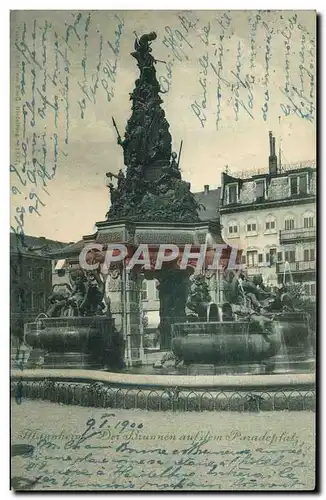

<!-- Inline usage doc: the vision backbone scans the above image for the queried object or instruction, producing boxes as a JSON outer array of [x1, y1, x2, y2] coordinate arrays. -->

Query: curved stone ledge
[[11, 369, 315, 412], [11, 369, 315, 390]]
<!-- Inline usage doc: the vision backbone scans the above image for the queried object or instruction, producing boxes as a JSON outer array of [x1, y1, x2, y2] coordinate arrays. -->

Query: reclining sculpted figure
[[46, 269, 107, 318]]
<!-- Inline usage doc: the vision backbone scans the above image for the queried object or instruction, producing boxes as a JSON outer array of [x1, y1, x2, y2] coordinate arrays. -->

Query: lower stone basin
[[24, 316, 124, 370], [171, 321, 282, 366], [273, 311, 314, 353]]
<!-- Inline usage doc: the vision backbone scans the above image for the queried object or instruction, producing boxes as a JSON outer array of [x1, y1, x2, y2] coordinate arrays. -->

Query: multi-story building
[[220, 132, 316, 296], [10, 233, 69, 339]]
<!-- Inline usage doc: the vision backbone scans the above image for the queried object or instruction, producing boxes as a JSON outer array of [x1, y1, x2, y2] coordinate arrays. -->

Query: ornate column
[[124, 269, 143, 367], [105, 267, 124, 332], [105, 266, 144, 367], [156, 270, 190, 350]]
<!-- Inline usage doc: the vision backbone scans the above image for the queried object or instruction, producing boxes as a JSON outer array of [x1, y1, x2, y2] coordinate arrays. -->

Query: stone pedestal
[[105, 267, 144, 367]]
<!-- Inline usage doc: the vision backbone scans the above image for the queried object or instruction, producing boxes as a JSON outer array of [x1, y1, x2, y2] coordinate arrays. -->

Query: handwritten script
[[12, 402, 315, 491], [11, 11, 124, 235], [156, 10, 315, 128]]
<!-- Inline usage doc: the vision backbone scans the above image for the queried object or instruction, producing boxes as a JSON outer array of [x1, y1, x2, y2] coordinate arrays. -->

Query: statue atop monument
[[131, 31, 157, 72], [106, 31, 200, 223]]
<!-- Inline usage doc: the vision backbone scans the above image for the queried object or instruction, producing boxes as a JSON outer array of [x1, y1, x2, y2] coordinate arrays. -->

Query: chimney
[[268, 131, 278, 175], [204, 184, 209, 194], [269, 131, 273, 155]]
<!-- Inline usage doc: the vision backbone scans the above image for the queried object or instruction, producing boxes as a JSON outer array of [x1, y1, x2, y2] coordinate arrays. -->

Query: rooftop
[[193, 186, 221, 221], [10, 233, 71, 258]]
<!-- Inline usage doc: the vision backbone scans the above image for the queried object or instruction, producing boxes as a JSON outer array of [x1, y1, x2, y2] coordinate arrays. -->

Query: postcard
[[10, 9, 316, 491]]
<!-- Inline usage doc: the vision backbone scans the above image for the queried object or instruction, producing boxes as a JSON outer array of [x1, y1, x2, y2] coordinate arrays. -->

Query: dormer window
[[289, 173, 308, 196], [226, 183, 238, 204], [255, 179, 266, 200]]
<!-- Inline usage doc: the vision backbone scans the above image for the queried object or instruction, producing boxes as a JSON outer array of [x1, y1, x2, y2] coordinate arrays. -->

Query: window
[[226, 184, 238, 204], [25, 292, 32, 310], [258, 254, 263, 263], [255, 179, 265, 200], [277, 251, 283, 262], [269, 248, 277, 265], [27, 268, 32, 280], [241, 255, 246, 264], [141, 280, 148, 301], [304, 249, 315, 261], [246, 220, 257, 234], [299, 175, 308, 194], [265, 220, 275, 231], [155, 282, 160, 300], [40, 268, 45, 280], [33, 292, 45, 311], [285, 250, 296, 263], [227, 221, 239, 237], [18, 289, 26, 310], [289, 174, 308, 196], [285, 218, 295, 230], [303, 215, 315, 228], [290, 176, 298, 195], [34, 293, 39, 311], [247, 250, 258, 267], [265, 215, 276, 233]]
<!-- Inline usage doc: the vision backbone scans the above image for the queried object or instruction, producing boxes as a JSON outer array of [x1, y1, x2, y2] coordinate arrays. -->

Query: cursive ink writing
[[261, 21, 273, 121], [190, 53, 209, 127]]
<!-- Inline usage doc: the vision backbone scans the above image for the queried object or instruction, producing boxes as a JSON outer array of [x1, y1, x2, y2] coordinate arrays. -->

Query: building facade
[[10, 233, 69, 339], [220, 132, 316, 296]]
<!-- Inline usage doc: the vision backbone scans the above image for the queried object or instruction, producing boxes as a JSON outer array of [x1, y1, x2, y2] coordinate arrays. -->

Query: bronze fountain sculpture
[[24, 269, 124, 370]]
